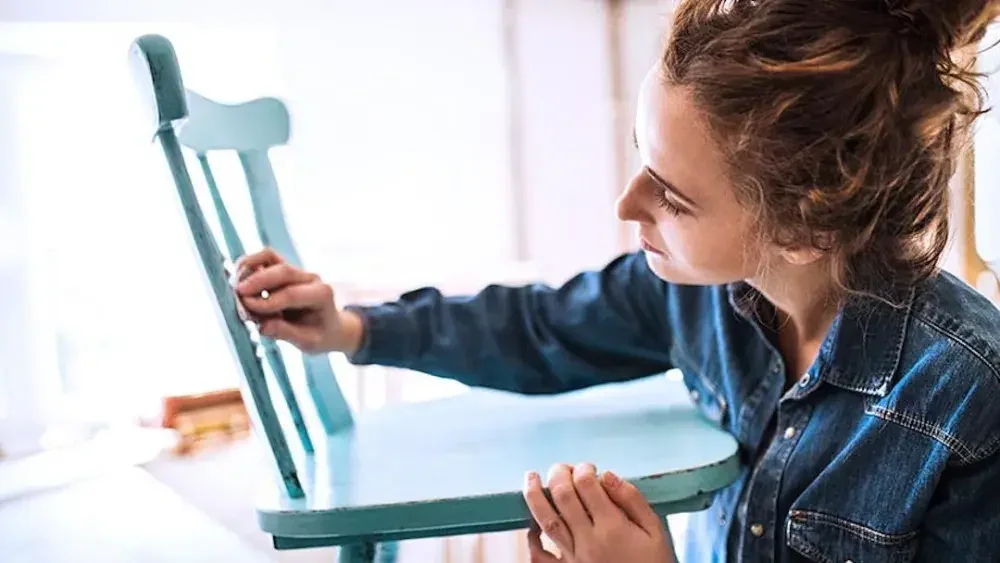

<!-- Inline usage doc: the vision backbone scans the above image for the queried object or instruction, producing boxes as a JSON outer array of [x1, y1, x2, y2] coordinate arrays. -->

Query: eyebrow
[[632, 125, 700, 209]]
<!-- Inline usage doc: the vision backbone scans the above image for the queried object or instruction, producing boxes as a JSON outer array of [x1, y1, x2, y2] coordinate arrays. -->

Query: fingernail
[[525, 471, 539, 486], [547, 463, 570, 481], [602, 471, 621, 489]]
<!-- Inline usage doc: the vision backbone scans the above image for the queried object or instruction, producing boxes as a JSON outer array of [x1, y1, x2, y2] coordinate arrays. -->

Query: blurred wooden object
[[162, 388, 242, 427], [951, 117, 1000, 305], [951, 143, 990, 284], [948, 42, 998, 304], [160, 389, 250, 455]]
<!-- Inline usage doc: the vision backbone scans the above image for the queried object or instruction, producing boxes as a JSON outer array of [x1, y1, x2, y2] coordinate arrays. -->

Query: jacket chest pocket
[[786, 510, 919, 563]]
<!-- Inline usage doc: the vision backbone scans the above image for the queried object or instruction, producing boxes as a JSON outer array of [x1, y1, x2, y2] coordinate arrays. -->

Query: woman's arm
[[345, 252, 676, 394]]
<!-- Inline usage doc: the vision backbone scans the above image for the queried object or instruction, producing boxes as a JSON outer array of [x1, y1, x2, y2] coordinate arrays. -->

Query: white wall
[[0, 0, 277, 21], [0, 54, 64, 436], [270, 4, 517, 278], [0, 2, 649, 424], [1, 1, 632, 286], [511, 0, 622, 283]]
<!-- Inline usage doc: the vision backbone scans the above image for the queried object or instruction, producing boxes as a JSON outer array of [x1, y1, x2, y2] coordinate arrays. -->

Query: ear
[[777, 230, 833, 266], [780, 246, 825, 265]]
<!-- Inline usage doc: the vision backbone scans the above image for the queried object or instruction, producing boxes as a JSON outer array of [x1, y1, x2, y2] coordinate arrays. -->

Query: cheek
[[659, 220, 758, 272]]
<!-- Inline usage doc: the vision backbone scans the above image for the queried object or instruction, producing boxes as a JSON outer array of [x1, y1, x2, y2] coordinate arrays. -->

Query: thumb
[[527, 525, 561, 563], [600, 471, 664, 536], [258, 318, 323, 352]]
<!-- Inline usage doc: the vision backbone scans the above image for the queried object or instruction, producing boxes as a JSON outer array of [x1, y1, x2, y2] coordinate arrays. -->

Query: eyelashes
[[632, 132, 691, 217], [654, 187, 686, 216], [641, 167, 688, 216]]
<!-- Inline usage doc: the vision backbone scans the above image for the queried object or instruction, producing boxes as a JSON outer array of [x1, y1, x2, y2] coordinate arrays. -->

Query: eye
[[654, 188, 686, 216], [641, 168, 690, 217]]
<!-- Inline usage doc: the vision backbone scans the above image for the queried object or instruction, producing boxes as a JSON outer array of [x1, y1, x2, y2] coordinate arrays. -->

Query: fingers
[[600, 471, 664, 536], [523, 471, 574, 555], [571, 463, 621, 525], [526, 525, 560, 563], [236, 248, 283, 272], [546, 463, 592, 533], [258, 317, 316, 346], [242, 281, 333, 316], [237, 263, 318, 299]]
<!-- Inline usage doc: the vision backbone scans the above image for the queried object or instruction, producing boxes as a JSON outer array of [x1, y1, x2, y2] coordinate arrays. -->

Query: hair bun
[[883, 0, 1000, 52]]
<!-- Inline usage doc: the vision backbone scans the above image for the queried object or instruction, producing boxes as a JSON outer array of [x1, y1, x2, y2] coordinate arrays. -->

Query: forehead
[[636, 70, 732, 206]]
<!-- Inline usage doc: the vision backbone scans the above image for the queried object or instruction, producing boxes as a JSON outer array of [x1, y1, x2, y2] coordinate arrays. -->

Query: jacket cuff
[[342, 303, 416, 366]]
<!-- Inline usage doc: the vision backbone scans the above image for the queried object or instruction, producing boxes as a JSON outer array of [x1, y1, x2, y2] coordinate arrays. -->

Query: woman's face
[[617, 68, 775, 285]]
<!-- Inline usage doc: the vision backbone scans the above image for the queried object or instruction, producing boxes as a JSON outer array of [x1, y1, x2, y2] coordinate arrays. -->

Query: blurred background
[[1, 1, 998, 561]]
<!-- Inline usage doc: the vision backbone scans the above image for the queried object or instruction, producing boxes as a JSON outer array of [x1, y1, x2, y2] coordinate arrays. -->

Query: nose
[[616, 170, 654, 224]]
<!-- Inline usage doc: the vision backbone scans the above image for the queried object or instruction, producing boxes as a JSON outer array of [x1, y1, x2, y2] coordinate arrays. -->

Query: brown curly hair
[[662, 0, 1000, 301]]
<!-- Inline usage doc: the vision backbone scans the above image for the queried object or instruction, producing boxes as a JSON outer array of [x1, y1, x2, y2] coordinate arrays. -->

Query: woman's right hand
[[233, 248, 364, 355]]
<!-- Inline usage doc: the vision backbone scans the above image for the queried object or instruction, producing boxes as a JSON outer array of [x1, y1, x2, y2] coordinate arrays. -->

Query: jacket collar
[[727, 282, 915, 397]]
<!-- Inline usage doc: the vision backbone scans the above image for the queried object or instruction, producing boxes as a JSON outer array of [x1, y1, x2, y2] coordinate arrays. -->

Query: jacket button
[[750, 523, 764, 537], [799, 373, 812, 387], [783, 426, 797, 439]]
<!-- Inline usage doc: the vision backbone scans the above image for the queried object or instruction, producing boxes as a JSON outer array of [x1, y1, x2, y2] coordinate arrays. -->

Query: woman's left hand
[[522, 462, 677, 563]]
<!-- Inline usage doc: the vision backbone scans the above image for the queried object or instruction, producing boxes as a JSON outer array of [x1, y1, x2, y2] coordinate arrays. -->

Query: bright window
[[0, 16, 519, 425]]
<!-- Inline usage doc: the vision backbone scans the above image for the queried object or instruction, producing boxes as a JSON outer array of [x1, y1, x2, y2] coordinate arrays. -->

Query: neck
[[747, 260, 841, 376]]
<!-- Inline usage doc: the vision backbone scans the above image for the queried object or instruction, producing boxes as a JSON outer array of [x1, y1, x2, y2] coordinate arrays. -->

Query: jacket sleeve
[[344, 252, 676, 394]]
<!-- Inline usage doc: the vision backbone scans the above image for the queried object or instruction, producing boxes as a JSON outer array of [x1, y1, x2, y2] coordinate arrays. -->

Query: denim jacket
[[347, 252, 1000, 562]]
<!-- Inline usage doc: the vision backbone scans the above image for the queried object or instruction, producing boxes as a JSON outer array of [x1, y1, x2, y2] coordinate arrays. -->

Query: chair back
[[128, 34, 353, 498]]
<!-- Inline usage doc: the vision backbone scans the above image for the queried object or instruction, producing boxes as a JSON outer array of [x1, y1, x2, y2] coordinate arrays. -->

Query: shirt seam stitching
[[866, 404, 978, 464], [789, 509, 918, 545], [911, 312, 1000, 386], [909, 312, 1000, 459]]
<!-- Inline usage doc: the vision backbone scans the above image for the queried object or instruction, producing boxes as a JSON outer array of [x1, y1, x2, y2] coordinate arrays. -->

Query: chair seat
[[256, 373, 741, 548]]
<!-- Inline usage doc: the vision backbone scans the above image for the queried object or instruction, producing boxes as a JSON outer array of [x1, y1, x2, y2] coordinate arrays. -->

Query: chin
[[642, 250, 719, 285]]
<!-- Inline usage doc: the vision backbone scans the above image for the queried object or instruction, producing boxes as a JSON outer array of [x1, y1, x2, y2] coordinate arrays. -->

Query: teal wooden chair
[[127, 34, 741, 562]]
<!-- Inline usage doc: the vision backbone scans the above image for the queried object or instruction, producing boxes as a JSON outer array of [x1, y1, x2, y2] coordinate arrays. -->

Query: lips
[[640, 238, 666, 256]]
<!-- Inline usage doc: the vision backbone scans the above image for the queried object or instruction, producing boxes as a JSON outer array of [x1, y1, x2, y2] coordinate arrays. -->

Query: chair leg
[[337, 541, 398, 563], [376, 541, 399, 563], [338, 543, 376, 563]]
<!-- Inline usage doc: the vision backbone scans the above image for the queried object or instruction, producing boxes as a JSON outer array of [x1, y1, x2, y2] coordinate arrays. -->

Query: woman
[[235, 0, 1000, 560]]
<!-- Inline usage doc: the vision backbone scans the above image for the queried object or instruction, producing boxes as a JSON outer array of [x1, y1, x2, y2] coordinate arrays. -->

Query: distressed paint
[[257, 375, 740, 545], [157, 129, 304, 499], [269, 495, 713, 550], [130, 34, 304, 499], [239, 150, 354, 435], [197, 152, 315, 454]]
